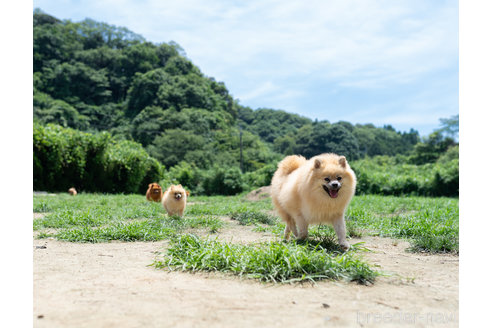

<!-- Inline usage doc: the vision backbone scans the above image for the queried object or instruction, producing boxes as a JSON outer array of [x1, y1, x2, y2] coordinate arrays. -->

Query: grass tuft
[[154, 234, 378, 284], [230, 211, 277, 226]]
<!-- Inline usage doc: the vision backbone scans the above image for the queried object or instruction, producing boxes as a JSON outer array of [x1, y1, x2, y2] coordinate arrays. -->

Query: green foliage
[[33, 123, 164, 193], [231, 211, 277, 226], [127, 69, 170, 117], [201, 166, 246, 196], [353, 124, 419, 157], [436, 114, 459, 140], [40, 61, 112, 105], [409, 131, 456, 165], [346, 195, 459, 253], [33, 10, 458, 198], [291, 122, 360, 160], [34, 192, 458, 254], [351, 153, 459, 197], [34, 91, 90, 129], [162, 161, 202, 193], [161, 163, 246, 196], [238, 107, 311, 143], [155, 234, 378, 284], [244, 163, 276, 188]]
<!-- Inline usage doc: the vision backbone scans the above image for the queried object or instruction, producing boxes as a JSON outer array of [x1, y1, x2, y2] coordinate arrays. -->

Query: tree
[[131, 106, 169, 146], [293, 123, 360, 159], [41, 61, 111, 105], [148, 129, 206, 168], [126, 68, 170, 117], [410, 131, 456, 164], [436, 114, 459, 140], [33, 91, 90, 130]]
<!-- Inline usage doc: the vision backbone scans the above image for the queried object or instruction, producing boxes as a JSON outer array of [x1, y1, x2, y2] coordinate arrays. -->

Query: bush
[[33, 123, 165, 193], [201, 166, 245, 195], [431, 158, 459, 197], [161, 163, 246, 196], [351, 155, 458, 197], [243, 163, 276, 189], [161, 161, 203, 194]]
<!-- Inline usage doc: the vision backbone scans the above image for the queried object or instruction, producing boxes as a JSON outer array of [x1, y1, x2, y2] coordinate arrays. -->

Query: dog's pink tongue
[[329, 190, 339, 198]]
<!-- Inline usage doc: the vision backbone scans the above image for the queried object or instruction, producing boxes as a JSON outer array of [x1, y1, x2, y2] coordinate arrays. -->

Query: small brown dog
[[162, 184, 189, 217], [146, 183, 163, 202], [68, 187, 77, 196]]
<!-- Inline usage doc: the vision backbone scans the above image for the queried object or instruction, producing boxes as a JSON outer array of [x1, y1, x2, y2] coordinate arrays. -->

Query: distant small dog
[[68, 187, 77, 196], [146, 183, 163, 202], [162, 184, 189, 217]]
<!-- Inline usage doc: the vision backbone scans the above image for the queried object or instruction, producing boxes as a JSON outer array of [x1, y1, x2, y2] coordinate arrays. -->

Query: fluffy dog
[[146, 183, 163, 202], [162, 184, 189, 217], [68, 187, 77, 196], [270, 153, 356, 250]]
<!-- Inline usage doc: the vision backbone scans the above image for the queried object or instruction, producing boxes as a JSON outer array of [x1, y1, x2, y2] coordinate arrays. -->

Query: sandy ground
[[33, 217, 458, 328]]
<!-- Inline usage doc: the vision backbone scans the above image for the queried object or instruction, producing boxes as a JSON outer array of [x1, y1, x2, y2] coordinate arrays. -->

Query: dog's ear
[[314, 158, 322, 169], [178, 184, 182, 187], [148, 183, 152, 188], [339, 156, 347, 168], [186, 190, 190, 196]]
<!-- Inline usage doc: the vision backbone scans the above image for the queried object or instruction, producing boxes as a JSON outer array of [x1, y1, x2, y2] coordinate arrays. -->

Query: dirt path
[[33, 218, 458, 328]]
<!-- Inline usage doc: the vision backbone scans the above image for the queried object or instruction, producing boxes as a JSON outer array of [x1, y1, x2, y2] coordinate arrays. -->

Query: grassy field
[[33, 193, 458, 283]]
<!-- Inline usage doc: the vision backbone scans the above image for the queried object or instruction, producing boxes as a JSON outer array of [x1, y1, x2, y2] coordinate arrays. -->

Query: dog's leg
[[284, 225, 291, 240], [333, 215, 350, 251], [295, 215, 308, 240], [288, 219, 298, 238], [276, 208, 297, 240], [284, 217, 298, 240]]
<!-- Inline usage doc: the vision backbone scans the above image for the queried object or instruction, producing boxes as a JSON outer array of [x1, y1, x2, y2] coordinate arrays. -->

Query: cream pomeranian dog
[[270, 153, 356, 250], [162, 184, 189, 217]]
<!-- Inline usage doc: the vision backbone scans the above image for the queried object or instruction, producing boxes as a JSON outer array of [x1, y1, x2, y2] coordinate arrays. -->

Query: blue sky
[[33, 0, 458, 136]]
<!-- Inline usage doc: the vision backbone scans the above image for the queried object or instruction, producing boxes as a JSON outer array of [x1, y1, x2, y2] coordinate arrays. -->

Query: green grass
[[345, 195, 459, 253], [33, 192, 458, 284], [248, 195, 459, 253], [153, 234, 378, 284], [33, 193, 458, 252], [33, 193, 224, 242], [186, 195, 272, 216], [230, 210, 277, 226]]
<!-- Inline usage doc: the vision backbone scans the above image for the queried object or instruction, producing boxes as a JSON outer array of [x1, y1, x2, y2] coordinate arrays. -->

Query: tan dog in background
[[162, 184, 189, 217], [68, 187, 77, 196], [270, 153, 356, 250], [146, 183, 163, 202]]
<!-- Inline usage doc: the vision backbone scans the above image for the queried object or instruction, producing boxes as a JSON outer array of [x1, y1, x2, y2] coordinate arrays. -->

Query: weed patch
[[154, 234, 378, 284]]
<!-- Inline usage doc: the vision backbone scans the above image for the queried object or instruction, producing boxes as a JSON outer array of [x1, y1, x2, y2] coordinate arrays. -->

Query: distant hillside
[[34, 9, 422, 170]]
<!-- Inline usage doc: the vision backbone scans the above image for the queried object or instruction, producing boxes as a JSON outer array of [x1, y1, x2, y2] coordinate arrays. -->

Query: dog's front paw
[[339, 241, 350, 251]]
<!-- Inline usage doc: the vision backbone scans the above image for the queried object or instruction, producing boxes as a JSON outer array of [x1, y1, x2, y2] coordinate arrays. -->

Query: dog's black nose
[[329, 182, 340, 189]]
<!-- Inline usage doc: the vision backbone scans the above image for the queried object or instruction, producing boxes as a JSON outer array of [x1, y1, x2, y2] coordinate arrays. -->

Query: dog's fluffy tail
[[275, 155, 306, 177]]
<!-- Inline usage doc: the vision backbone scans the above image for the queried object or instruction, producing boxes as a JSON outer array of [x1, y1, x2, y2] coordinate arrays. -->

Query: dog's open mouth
[[153, 189, 160, 194], [323, 185, 339, 198]]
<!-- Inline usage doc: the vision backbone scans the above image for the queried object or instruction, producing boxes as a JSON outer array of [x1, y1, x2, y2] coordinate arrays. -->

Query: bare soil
[[33, 216, 458, 328]]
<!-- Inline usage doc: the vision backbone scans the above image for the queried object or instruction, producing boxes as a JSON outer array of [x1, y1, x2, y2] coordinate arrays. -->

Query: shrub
[[33, 123, 165, 193], [243, 163, 276, 189], [351, 155, 458, 197], [201, 166, 245, 195]]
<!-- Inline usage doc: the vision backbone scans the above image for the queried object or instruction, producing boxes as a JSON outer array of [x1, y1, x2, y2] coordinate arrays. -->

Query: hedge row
[[34, 123, 164, 193], [351, 154, 458, 197], [33, 124, 458, 197]]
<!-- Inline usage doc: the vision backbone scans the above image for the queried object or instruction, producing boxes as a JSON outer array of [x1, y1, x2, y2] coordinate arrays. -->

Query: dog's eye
[[324, 177, 330, 181], [337, 176, 342, 181]]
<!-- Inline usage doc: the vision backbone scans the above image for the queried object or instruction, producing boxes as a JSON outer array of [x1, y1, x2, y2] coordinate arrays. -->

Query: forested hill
[[34, 9, 429, 173]]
